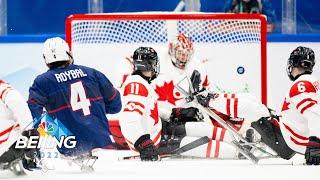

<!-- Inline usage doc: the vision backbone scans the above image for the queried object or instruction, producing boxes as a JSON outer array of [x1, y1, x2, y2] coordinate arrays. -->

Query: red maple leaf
[[281, 98, 290, 112], [155, 81, 183, 105], [150, 102, 159, 125]]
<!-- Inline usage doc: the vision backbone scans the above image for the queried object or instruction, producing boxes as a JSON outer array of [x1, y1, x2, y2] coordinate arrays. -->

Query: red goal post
[[65, 13, 267, 105]]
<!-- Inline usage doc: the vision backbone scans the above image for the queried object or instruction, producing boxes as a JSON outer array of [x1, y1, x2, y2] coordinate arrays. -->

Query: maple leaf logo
[[155, 81, 183, 105], [281, 98, 290, 112], [150, 102, 159, 125]]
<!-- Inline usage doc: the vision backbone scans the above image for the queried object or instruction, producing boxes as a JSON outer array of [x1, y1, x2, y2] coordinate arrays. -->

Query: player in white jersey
[[154, 33, 270, 153], [252, 46, 320, 165], [0, 80, 40, 174], [119, 47, 240, 160], [119, 47, 162, 160]]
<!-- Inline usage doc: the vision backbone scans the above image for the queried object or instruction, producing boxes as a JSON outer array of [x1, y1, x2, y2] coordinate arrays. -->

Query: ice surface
[[1, 150, 319, 180]]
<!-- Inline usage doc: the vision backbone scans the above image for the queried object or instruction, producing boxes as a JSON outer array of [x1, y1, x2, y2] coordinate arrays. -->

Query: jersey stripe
[[224, 94, 231, 116], [234, 97, 238, 117], [0, 124, 20, 144], [214, 140, 220, 158], [300, 102, 316, 114], [152, 130, 162, 146], [123, 101, 145, 116], [47, 96, 102, 113], [283, 123, 309, 141], [0, 87, 13, 101], [108, 88, 118, 101], [206, 139, 212, 158], [220, 128, 226, 141]]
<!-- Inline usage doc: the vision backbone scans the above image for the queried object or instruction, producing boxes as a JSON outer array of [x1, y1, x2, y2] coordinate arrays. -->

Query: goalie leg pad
[[251, 118, 296, 160]]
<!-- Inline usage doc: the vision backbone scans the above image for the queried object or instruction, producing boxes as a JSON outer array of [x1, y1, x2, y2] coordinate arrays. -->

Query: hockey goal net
[[66, 13, 267, 104]]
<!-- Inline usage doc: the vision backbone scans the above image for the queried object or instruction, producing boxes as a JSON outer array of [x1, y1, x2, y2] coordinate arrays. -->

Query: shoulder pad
[[123, 82, 149, 97], [289, 80, 316, 98]]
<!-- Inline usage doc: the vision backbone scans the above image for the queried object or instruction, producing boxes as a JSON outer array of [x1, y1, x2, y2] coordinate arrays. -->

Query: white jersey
[[279, 74, 320, 154], [0, 80, 33, 156], [153, 54, 210, 120], [118, 75, 162, 150], [153, 54, 269, 129]]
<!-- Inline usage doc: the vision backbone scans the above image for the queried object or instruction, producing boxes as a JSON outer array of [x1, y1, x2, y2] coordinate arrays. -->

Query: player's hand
[[170, 107, 203, 123], [305, 136, 320, 165], [190, 70, 201, 93], [134, 134, 159, 161], [196, 92, 217, 107], [22, 155, 40, 171], [21, 128, 41, 170]]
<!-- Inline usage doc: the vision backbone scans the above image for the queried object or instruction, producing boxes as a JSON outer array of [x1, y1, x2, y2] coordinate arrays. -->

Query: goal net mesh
[[66, 13, 267, 104]]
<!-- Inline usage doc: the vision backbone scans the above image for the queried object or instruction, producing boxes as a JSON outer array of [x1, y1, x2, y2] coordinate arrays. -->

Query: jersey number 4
[[70, 81, 91, 116]]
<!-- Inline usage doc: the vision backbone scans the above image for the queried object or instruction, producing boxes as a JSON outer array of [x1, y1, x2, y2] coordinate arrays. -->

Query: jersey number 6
[[297, 82, 306, 93]]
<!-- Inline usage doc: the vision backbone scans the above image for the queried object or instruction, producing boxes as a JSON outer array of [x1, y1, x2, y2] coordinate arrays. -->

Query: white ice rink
[[1, 150, 319, 180]]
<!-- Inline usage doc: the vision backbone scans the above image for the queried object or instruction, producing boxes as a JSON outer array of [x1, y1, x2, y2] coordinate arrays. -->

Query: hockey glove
[[196, 92, 218, 107], [305, 136, 320, 165], [134, 134, 159, 161], [22, 155, 40, 171], [21, 129, 41, 170], [190, 70, 201, 93], [170, 107, 204, 124]]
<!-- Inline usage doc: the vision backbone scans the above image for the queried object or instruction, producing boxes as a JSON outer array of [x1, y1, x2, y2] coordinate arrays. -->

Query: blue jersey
[[28, 64, 122, 156]]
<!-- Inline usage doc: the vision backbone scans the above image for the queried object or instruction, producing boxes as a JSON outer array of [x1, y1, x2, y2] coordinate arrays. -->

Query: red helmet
[[168, 33, 194, 69]]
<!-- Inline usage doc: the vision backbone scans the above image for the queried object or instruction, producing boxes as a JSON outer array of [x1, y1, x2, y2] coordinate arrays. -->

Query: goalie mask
[[42, 37, 73, 65], [287, 46, 315, 81], [133, 47, 160, 81], [168, 33, 194, 69]]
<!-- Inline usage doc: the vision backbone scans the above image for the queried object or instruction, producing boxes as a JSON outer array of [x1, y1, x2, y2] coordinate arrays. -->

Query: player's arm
[[290, 80, 320, 165], [119, 82, 159, 161], [95, 71, 122, 114], [0, 81, 33, 129], [289, 80, 320, 137], [119, 82, 149, 144], [27, 78, 48, 127]]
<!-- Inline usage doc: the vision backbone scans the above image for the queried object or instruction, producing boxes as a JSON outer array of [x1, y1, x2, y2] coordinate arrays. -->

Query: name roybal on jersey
[[54, 68, 87, 83]]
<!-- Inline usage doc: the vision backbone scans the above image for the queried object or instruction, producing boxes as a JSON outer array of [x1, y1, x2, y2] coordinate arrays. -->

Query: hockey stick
[[120, 136, 210, 161], [175, 76, 278, 164]]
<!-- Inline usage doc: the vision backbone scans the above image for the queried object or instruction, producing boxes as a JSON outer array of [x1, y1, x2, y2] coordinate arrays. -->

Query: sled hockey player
[[119, 46, 243, 161], [27, 37, 122, 171], [251, 46, 320, 165], [153, 33, 270, 149], [0, 80, 40, 175], [113, 33, 271, 159]]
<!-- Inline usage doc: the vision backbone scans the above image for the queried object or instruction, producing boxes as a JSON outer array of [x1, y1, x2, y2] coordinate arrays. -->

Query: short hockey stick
[[175, 76, 274, 164], [120, 136, 210, 161]]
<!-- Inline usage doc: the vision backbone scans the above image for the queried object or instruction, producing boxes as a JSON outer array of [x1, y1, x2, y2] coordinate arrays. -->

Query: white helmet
[[42, 37, 72, 64], [168, 33, 194, 69]]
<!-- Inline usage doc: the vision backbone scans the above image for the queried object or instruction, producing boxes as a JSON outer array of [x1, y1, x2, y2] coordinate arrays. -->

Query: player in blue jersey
[[27, 37, 122, 171]]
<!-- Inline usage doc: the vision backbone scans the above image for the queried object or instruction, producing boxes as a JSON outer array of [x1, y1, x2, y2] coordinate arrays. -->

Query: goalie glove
[[305, 136, 320, 165], [196, 92, 218, 107], [134, 134, 159, 161], [190, 70, 201, 93], [170, 107, 203, 124]]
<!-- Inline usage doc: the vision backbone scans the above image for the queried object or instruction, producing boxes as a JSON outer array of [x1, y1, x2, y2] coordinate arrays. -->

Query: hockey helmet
[[287, 46, 315, 81], [133, 47, 160, 79], [42, 37, 73, 65], [168, 33, 194, 69]]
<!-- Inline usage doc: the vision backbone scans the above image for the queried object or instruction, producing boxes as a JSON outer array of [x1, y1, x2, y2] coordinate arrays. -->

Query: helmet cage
[[168, 33, 194, 69]]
